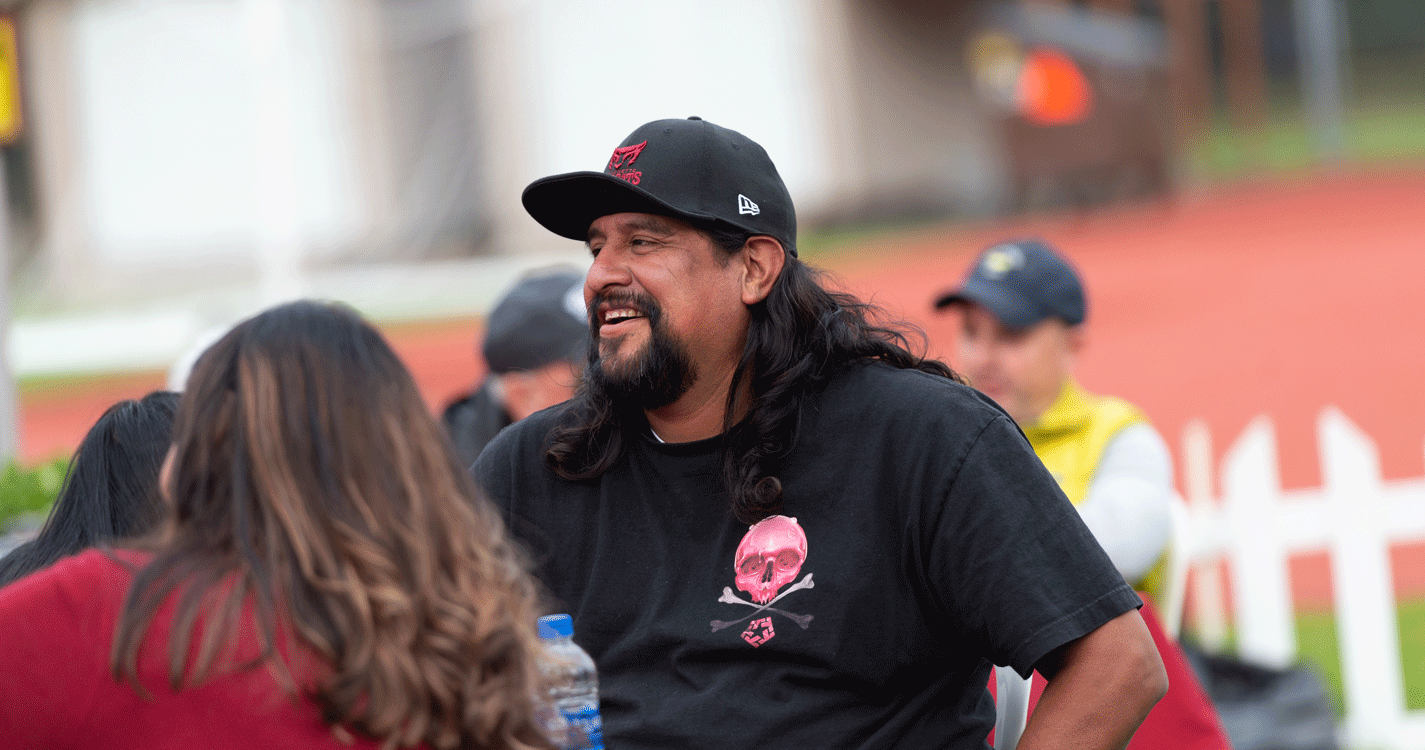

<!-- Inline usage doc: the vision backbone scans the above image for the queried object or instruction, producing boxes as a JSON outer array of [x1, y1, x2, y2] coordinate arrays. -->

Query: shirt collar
[[1021, 378, 1091, 442]]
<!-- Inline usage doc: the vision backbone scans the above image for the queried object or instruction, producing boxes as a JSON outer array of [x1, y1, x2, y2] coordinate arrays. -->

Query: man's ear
[[740, 236, 786, 305], [1066, 323, 1087, 357]]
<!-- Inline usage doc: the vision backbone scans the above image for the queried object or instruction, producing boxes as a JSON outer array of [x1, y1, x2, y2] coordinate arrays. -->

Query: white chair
[[993, 665, 1032, 750], [1159, 494, 1193, 639]]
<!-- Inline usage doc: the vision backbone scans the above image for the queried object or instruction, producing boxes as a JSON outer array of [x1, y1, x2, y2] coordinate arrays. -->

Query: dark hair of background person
[[110, 300, 553, 750], [0, 390, 179, 589], [545, 224, 963, 525]]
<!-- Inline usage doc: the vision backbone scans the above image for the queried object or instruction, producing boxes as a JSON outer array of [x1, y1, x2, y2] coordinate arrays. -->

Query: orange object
[[1017, 47, 1093, 126]]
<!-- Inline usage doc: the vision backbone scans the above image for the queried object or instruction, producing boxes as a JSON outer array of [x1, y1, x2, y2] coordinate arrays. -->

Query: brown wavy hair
[[111, 300, 554, 750]]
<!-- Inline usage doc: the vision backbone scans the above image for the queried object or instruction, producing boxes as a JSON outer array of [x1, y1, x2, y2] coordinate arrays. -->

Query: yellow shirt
[[1021, 379, 1169, 599]]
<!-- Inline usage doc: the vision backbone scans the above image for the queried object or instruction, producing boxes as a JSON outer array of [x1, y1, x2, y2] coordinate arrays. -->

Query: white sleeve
[[1075, 422, 1175, 585]]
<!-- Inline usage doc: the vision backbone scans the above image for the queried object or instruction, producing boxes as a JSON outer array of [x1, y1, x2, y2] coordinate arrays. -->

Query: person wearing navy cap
[[933, 239, 1174, 602], [477, 117, 1165, 750], [441, 267, 587, 468], [935, 240, 1235, 750]]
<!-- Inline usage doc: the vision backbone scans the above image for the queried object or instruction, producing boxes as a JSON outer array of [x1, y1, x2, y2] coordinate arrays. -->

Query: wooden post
[[1221, 0, 1270, 163], [1159, 0, 1213, 161]]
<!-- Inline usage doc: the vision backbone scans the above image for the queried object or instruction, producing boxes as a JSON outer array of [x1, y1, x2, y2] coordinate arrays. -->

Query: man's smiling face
[[583, 212, 751, 410]]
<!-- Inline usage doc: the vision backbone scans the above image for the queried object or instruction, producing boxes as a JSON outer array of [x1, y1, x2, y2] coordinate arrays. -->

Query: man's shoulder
[[473, 399, 572, 473], [816, 360, 1015, 438], [829, 360, 1005, 412]]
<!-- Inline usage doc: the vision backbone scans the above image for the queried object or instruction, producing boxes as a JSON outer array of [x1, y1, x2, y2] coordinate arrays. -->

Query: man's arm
[[1015, 609, 1168, 750], [1077, 423, 1175, 584]]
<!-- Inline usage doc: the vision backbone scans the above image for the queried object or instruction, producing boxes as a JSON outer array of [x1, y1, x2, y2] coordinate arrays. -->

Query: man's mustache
[[587, 291, 661, 332]]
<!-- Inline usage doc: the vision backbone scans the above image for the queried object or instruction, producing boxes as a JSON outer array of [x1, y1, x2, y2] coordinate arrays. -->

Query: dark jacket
[[440, 378, 513, 470]]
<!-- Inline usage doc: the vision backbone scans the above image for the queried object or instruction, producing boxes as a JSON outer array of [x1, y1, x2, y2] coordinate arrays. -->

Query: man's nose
[[585, 246, 632, 295]]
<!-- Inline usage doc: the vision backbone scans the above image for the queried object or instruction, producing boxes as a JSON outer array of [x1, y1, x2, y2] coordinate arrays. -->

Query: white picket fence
[[1181, 407, 1425, 749]]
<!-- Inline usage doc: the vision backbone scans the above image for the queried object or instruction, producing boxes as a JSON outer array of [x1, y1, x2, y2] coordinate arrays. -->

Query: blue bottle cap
[[538, 614, 574, 639]]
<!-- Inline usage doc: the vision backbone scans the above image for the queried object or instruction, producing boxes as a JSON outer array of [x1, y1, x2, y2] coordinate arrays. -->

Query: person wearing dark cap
[[935, 241, 1235, 750], [476, 117, 1165, 750], [441, 268, 587, 468], [933, 239, 1174, 603]]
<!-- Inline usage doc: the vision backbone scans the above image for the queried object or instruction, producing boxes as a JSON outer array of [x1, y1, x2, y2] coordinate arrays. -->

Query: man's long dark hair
[[545, 225, 962, 524]]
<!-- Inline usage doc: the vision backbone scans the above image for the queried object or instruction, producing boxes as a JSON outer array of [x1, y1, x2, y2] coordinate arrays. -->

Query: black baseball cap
[[522, 117, 798, 256], [482, 269, 588, 374], [933, 239, 1086, 329]]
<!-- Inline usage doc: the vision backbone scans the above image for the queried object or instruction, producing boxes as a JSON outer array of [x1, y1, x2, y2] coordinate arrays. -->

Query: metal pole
[[1295, 0, 1348, 162], [0, 148, 17, 465]]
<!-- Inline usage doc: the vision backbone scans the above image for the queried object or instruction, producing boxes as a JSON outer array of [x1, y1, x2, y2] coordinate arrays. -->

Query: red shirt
[[0, 549, 395, 749]]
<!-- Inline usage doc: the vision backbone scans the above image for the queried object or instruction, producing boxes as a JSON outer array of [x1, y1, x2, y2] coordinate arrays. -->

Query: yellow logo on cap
[[980, 245, 1024, 279]]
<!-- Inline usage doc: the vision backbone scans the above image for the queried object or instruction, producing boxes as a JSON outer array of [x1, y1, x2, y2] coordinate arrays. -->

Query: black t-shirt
[[476, 360, 1139, 750]]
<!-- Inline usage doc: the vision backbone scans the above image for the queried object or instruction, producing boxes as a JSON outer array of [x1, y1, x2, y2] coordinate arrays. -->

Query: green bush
[[0, 458, 69, 530]]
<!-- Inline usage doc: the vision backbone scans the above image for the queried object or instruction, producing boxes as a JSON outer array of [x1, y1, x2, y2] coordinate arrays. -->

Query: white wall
[[60, 0, 833, 268], [525, 0, 831, 206], [72, 0, 363, 266], [474, 0, 835, 255]]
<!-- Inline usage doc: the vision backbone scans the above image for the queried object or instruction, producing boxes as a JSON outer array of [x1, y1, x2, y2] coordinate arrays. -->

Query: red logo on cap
[[608, 141, 647, 170], [608, 141, 647, 185]]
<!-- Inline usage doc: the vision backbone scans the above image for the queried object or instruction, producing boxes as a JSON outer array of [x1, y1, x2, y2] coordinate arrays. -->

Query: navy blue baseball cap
[[522, 117, 798, 256], [933, 239, 1086, 328]]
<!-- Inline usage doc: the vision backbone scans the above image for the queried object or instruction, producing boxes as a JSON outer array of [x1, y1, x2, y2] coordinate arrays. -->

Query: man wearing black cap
[[933, 240, 1174, 603], [440, 268, 586, 468], [476, 117, 1165, 749]]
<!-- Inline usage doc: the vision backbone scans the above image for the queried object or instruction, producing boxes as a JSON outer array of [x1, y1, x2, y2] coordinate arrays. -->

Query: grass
[[1294, 609, 1347, 715], [0, 458, 68, 530], [1187, 100, 1425, 180]]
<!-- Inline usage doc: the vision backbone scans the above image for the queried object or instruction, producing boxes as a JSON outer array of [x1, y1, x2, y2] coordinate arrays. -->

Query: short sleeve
[[924, 415, 1140, 677]]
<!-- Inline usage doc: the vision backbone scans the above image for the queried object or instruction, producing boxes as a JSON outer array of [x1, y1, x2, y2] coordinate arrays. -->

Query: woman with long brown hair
[[0, 300, 555, 750]]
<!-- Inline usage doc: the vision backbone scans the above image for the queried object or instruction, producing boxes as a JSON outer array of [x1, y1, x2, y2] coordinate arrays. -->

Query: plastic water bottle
[[537, 614, 604, 750]]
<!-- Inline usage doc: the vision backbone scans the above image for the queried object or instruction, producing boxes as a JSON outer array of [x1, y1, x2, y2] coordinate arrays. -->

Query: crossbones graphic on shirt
[[710, 573, 815, 632]]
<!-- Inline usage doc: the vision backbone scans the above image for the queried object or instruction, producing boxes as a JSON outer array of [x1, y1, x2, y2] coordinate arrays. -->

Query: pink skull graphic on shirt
[[734, 515, 808, 604]]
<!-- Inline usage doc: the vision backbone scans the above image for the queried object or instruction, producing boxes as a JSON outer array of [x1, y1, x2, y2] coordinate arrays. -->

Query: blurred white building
[[6, 0, 1009, 307], [6, 0, 1190, 381]]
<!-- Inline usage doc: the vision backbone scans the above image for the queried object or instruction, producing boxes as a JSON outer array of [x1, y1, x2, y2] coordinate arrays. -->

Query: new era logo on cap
[[738, 194, 760, 216]]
